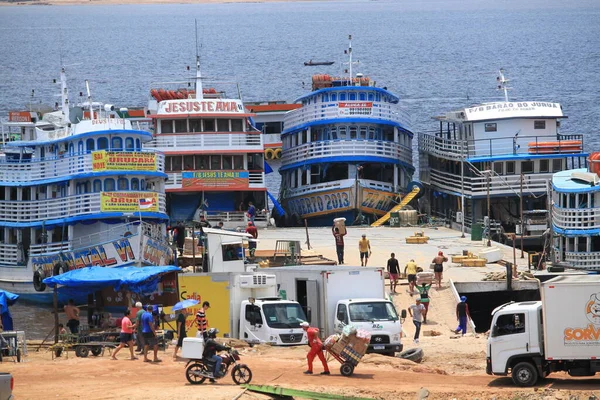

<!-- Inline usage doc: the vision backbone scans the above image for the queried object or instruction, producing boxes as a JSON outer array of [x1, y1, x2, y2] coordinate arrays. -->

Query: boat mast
[[348, 34, 353, 85], [85, 79, 94, 120], [60, 67, 70, 123], [496, 68, 511, 102], [194, 19, 203, 100]]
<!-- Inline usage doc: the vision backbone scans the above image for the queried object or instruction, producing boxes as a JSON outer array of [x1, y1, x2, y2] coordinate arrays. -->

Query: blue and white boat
[[279, 35, 415, 226], [0, 67, 173, 302], [419, 69, 587, 248]]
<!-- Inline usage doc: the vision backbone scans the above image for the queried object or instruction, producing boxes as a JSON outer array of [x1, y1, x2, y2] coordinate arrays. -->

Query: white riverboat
[[0, 68, 173, 303], [279, 35, 415, 226], [419, 69, 587, 249]]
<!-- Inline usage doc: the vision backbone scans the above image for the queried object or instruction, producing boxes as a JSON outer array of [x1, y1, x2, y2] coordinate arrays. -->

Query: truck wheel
[[75, 346, 89, 358], [186, 362, 207, 385], [512, 362, 538, 387], [398, 348, 423, 363], [340, 362, 354, 377]]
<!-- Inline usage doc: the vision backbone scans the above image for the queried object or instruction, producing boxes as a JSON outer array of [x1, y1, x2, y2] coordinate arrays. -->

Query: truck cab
[[333, 298, 404, 355], [486, 301, 544, 386], [239, 297, 308, 346]]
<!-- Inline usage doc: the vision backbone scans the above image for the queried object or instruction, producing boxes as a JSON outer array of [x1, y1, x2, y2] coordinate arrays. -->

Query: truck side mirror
[[400, 309, 407, 319], [307, 307, 312, 324]]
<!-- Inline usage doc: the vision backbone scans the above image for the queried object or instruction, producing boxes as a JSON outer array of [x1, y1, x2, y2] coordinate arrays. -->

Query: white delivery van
[[269, 266, 405, 355], [487, 275, 600, 386]]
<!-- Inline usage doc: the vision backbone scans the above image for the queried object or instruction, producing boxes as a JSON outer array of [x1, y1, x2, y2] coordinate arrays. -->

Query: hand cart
[[0, 330, 26, 363], [324, 334, 368, 377]]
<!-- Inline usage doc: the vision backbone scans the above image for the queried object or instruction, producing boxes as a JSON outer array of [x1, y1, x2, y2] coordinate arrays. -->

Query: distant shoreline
[[0, 0, 307, 6]]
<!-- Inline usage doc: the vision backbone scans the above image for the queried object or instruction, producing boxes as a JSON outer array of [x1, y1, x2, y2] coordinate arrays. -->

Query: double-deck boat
[[419, 69, 587, 248], [279, 36, 415, 226], [0, 68, 173, 302], [144, 56, 268, 227]]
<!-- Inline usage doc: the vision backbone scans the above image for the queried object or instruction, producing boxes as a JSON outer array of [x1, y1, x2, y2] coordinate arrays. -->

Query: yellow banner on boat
[[92, 151, 157, 171], [100, 192, 159, 212]]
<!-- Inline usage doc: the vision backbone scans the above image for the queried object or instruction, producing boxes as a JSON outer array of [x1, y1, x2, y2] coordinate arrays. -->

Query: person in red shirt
[[300, 321, 330, 375], [332, 226, 346, 265], [245, 222, 258, 258]]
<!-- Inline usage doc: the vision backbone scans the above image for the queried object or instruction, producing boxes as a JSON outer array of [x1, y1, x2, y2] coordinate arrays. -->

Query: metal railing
[[283, 179, 354, 198], [166, 171, 265, 188], [281, 140, 412, 166], [29, 241, 70, 255], [419, 133, 585, 160], [284, 101, 411, 132], [0, 244, 19, 265], [563, 251, 600, 270], [145, 133, 263, 149], [0, 150, 165, 183], [552, 207, 600, 231]]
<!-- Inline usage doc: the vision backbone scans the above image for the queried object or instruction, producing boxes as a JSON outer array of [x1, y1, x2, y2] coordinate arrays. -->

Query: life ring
[[53, 262, 69, 277], [274, 148, 282, 159], [265, 148, 275, 160], [33, 270, 46, 292]]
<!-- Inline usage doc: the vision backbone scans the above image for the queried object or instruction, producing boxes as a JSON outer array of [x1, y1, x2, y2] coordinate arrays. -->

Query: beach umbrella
[[172, 299, 199, 311]]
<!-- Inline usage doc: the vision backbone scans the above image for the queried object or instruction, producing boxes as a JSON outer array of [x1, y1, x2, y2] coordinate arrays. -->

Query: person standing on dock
[[432, 251, 448, 289], [247, 202, 256, 224], [387, 253, 400, 293], [404, 259, 418, 295], [196, 301, 210, 340], [134, 302, 145, 353], [332, 226, 346, 264], [245, 222, 258, 258], [64, 299, 80, 334], [300, 321, 330, 375], [358, 234, 371, 266], [454, 296, 471, 336], [142, 305, 161, 363], [408, 298, 426, 344]]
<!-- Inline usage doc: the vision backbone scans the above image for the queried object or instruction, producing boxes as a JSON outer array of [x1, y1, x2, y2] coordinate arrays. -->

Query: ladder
[[370, 186, 421, 227]]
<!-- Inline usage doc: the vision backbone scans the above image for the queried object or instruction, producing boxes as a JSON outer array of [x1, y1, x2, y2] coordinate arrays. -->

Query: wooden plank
[[241, 384, 377, 400]]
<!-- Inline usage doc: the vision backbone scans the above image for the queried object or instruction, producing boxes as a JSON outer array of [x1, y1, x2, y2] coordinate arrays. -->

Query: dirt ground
[[8, 336, 600, 400]]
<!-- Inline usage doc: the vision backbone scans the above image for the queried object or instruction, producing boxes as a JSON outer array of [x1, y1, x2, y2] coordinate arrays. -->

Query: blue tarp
[[267, 191, 286, 216], [43, 266, 180, 295], [264, 161, 274, 174], [0, 290, 19, 331]]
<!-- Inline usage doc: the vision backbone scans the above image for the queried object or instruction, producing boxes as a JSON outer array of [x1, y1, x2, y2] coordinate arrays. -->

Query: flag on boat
[[139, 197, 155, 210]]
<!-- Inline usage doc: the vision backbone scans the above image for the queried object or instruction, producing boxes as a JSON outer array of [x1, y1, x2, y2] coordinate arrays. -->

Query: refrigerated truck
[[486, 275, 600, 386], [268, 266, 405, 355], [169, 272, 308, 346]]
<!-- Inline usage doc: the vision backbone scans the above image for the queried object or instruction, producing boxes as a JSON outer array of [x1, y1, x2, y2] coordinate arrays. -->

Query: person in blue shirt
[[142, 305, 161, 363], [247, 202, 256, 224]]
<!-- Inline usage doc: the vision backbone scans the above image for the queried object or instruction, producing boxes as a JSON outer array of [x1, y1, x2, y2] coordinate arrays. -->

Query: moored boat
[[304, 60, 335, 66], [279, 35, 415, 226], [0, 67, 173, 303]]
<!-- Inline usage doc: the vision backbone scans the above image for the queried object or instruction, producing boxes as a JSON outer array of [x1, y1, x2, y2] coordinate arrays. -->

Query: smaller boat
[[304, 60, 335, 66]]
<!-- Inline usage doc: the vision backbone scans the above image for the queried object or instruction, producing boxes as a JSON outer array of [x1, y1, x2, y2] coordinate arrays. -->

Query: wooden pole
[[53, 287, 59, 344], [304, 219, 311, 250], [520, 173, 524, 258]]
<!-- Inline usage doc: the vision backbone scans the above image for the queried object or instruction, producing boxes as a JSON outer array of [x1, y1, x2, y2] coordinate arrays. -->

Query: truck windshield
[[262, 303, 307, 329], [348, 302, 398, 322]]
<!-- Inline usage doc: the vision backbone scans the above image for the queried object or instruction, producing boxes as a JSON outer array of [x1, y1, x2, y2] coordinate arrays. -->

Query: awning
[[43, 266, 180, 295]]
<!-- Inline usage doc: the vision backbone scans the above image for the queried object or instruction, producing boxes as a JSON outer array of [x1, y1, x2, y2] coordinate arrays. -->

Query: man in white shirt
[[408, 298, 426, 344]]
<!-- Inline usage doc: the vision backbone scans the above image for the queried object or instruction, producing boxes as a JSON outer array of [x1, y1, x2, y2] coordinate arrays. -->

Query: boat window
[[340, 93, 347, 101], [211, 155, 221, 170], [506, 161, 515, 175], [97, 137, 108, 150], [484, 123, 497, 132], [217, 119, 229, 132], [93, 179, 102, 192], [164, 156, 173, 172], [522, 161, 534, 174], [140, 179, 146, 190], [349, 126, 357, 140], [112, 137, 123, 151], [231, 119, 243, 132], [189, 119, 201, 133], [368, 93, 374, 101], [172, 156, 183, 171], [125, 137, 134, 151], [534, 120, 546, 130], [69, 143, 74, 155], [493, 162, 503, 175], [552, 159, 562, 172], [223, 156, 233, 170], [248, 153, 263, 170], [118, 177, 128, 190], [349, 93, 357, 101], [204, 119, 215, 132], [104, 178, 115, 191], [540, 159, 549, 173], [383, 126, 394, 142], [78, 140, 84, 154], [84, 181, 91, 193], [331, 93, 337, 101], [135, 139, 141, 150], [183, 155, 194, 171], [359, 93, 366, 101], [195, 155, 209, 170], [234, 155, 244, 170], [174, 119, 187, 133], [376, 93, 381, 101], [338, 126, 347, 140], [131, 178, 139, 190], [161, 120, 174, 134], [323, 94, 329, 102]]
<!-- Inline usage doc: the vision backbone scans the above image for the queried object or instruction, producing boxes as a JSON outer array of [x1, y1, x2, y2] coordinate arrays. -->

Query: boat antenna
[[85, 79, 93, 119], [343, 34, 359, 86], [194, 19, 203, 100], [496, 68, 511, 102], [60, 66, 70, 123]]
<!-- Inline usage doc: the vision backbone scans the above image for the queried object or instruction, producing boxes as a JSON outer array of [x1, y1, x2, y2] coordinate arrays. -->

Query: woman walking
[[172, 309, 188, 359], [416, 282, 432, 323], [112, 309, 138, 360]]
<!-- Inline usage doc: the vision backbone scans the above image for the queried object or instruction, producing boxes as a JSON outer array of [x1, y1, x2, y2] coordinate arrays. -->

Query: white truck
[[174, 272, 308, 346], [486, 275, 600, 386], [268, 266, 405, 355]]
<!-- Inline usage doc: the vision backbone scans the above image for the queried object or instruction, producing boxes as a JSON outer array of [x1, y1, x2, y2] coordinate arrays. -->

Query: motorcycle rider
[[203, 328, 231, 378]]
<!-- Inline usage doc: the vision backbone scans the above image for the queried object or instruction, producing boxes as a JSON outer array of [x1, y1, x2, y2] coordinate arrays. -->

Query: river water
[[1, 0, 599, 337]]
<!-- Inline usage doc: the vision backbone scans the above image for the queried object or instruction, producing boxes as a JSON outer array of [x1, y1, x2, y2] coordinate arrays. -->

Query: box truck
[[486, 275, 600, 386], [169, 272, 308, 346], [268, 266, 405, 355]]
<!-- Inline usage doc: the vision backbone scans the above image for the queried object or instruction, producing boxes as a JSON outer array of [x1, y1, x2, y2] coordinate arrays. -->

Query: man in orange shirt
[[300, 321, 330, 375]]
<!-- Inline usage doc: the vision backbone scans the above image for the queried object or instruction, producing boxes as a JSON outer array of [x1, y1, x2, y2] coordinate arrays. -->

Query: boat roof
[[437, 101, 564, 123], [552, 168, 600, 193], [295, 86, 400, 104]]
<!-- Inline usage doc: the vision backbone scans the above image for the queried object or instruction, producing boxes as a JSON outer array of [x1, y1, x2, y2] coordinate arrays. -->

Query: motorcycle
[[185, 348, 253, 385]]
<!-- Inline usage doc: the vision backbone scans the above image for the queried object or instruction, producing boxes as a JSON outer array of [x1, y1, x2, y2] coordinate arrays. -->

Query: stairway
[[370, 186, 421, 227]]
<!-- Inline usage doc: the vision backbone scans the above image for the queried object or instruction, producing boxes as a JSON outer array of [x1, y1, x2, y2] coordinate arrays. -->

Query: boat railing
[[165, 171, 265, 188], [0, 191, 166, 223], [28, 241, 71, 256], [205, 211, 267, 224], [359, 179, 396, 193], [145, 132, 263, 149], [552, 206, 600, 231], [283, 179, 354, 198], [281, 140, 412, 166], [420, 133, 585, 160], [0, 244, 20, 265], [0, 150, 165, 183], [563, 251, 600, 270], [284, 101, 412, 132]]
